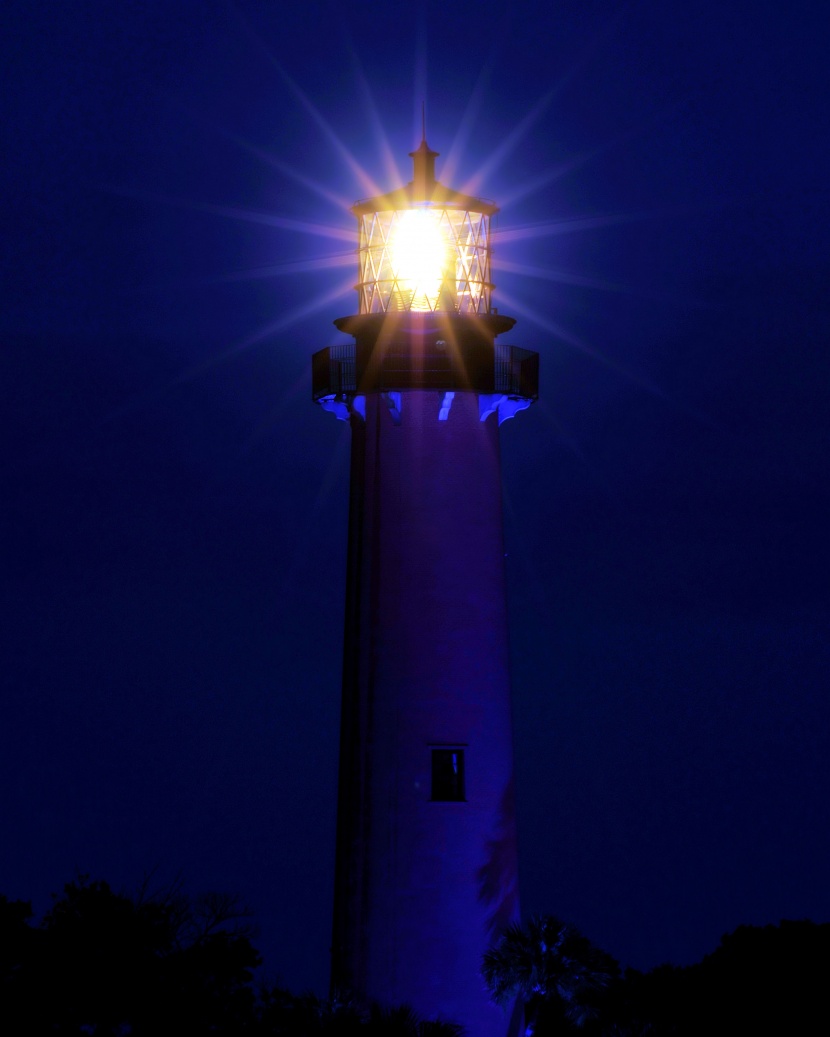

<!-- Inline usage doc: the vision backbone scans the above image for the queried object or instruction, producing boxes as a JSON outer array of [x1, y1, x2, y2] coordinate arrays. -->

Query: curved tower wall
[[334, 387, 520, 1036]]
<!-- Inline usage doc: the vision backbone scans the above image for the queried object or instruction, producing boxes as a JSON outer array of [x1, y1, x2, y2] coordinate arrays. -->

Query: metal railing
[[311, 344, 356, 398], [495, 344, 539, 400]]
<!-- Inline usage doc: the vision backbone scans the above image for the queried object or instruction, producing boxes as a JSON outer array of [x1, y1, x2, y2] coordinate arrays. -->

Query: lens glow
[[390, 209, 451, 311]]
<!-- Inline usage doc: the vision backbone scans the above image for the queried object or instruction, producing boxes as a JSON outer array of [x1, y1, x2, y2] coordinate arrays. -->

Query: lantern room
[[311, 136, 539, 415], [353, 139, 496, 315]]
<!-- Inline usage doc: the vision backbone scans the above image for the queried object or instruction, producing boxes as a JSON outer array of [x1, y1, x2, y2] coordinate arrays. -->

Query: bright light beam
[[462, 86, 559, 199], [223, 2, 382, 198], [100, 277, 354, 428], [498, 258, 703, 308], [497, 211, 646, 245], [214, 127, 353, 213], [198, 253, 356, 283], [500, 292, 722, 430], [102, 185, 355, 243], [389, 209, 451, 310], [347, 49, 405, 190], [440, 65, 493, 190], [459, 10, 628, 198], [498, 258, 632, 294]]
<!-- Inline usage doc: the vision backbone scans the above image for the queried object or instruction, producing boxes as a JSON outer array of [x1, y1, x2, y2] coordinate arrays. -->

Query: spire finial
[[409, 112, 439, 201]]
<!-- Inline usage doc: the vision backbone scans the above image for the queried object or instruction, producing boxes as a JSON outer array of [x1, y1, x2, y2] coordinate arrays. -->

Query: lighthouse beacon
[[312, 137, 538, 1037]]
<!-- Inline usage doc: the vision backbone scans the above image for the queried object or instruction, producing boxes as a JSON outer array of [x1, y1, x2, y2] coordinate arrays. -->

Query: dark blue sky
[[2, 0, 829, 993]]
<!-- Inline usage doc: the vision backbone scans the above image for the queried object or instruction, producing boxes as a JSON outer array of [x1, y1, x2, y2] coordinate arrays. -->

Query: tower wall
[[332, 389, 520, 1036]]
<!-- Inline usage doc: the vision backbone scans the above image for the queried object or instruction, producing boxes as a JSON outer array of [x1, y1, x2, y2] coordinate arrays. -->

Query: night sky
[[3, 0, 829, 996]]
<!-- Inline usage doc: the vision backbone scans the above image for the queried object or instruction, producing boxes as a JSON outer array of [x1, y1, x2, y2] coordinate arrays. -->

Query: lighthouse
[[312, 137, 538, 1036]]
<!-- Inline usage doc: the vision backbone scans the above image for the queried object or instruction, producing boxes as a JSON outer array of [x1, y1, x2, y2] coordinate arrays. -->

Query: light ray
[[197, 254, 356, 283], [441, 65, 493, 189], [438, 3, 517, 190], [501, 95, 699, 210], [499, 154, 595, 209], [194, 204, 354, 242], [103, 185, 354, 242], [497, 211, 648, 244], [458, 10, 627, 197], [500, 292, 722, 430], [184, 277, 355, 371], [217, 129, 353, 213], [499, 189, 752, 245], [129, 254, 356, 296], [223, 1, 382, 198], [498, 258, 632, 294], [498, 258, 703, 308], [101, 278, 354, 427], [412, 7, 428, 151], [498, 291, 667, 395], [164, 97, 354, 214], [461, 86, 559, 199], [263, 64, 381, 200], [344, 47, 403, 189]]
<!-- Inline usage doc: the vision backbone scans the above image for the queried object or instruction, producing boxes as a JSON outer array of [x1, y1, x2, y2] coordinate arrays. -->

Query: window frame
[[430, 746, 467, 803]]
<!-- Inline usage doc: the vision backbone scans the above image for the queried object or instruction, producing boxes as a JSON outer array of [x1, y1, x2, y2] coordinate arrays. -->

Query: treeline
[[484, 914, 830, 1035], [616, 918, 830, 1035], [0, 878, 460, 1035], [1, 879, 829, 1035]]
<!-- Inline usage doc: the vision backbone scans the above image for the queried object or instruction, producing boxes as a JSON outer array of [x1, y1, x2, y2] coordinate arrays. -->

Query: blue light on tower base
[[312, 138, 538, 1037]]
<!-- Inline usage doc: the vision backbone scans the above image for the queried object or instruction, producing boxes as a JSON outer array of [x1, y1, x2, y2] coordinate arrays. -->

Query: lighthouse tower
[[312, 138, 538, 1036]]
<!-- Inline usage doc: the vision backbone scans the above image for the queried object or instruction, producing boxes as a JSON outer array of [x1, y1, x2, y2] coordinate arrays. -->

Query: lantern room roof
[[352, 137, 499, 217]]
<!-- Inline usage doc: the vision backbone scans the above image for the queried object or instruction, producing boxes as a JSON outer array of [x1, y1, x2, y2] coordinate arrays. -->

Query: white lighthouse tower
[[313, 137, 538, 1036]]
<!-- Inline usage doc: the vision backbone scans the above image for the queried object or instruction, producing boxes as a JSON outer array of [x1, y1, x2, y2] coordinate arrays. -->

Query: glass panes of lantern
[[358, 207, 492, 315]]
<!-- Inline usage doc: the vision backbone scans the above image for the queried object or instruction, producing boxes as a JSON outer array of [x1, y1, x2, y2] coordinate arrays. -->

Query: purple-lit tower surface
[[312, 140, 538, 1036]]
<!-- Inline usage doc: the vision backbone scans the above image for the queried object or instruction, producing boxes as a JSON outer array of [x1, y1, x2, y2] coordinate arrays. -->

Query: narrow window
[[431, 748, 465, 802]]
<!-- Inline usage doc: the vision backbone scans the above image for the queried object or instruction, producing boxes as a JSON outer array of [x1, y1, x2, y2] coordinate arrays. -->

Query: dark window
[[431, 748, 465, 802]]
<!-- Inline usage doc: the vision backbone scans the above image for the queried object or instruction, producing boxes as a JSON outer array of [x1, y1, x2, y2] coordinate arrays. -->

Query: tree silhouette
[[482, 915, 618, 1035], [0, 877, 260, 1035], [0, 875, 474, 1033], [255, 987, 464, 1035], [363, 1003, 464, 1036], [617, 920, 830, 1036], [4, 877, 830, 1035]]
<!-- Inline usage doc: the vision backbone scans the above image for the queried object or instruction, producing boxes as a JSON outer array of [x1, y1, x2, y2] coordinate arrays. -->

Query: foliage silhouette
[[3, 877, 828, 1035], [482, 914, 619, 1035], [0, 878, 466, 1034], [616, 919, 830, 1036], [0, 877, 259, 1035]]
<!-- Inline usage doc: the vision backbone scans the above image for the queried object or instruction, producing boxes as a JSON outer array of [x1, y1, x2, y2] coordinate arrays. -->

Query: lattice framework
[[357, 206, 492, 314]]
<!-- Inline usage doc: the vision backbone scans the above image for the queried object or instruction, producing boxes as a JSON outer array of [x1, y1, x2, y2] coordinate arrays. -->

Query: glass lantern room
[[353, 139, 496, 316]]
